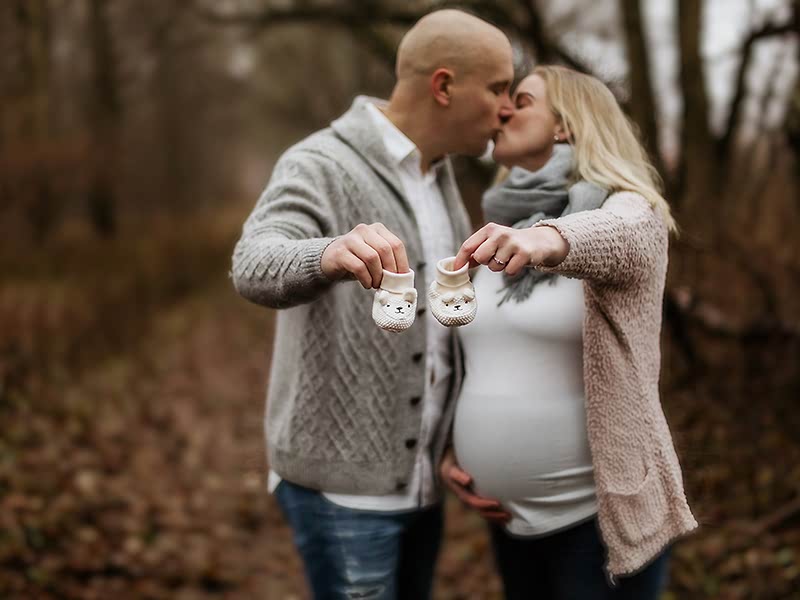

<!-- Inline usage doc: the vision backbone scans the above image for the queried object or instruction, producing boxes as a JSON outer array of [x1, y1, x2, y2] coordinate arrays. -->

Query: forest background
[[2, 0, 799, 598]]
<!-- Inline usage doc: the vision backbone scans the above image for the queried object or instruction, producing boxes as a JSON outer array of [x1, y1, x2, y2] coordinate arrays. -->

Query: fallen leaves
[[2, 219, 800, 599]]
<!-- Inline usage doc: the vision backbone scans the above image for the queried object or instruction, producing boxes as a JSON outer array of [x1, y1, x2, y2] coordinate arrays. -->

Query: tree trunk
[[152, 14, 188, 213], [619, 0, 666, 181], [19, 0, 56, 241], [786, 5, 800, 166], [676, 0, 718, 233], [87, 0, 121, 236]]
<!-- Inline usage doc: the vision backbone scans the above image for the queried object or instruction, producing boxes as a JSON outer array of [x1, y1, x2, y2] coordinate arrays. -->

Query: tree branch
[[352, 25, 398, 71], [423, 0, 594, 73], [511, 0, 558, 63], [733, 494, 800, 536], [719, 20, 797, 161], [667, 287, 800, 341], [193, 2, 420, 30], [195, 0, 598, 81]]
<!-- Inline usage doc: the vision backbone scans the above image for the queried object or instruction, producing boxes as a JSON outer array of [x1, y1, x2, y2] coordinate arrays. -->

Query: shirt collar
[[366, 102, 445, 178]]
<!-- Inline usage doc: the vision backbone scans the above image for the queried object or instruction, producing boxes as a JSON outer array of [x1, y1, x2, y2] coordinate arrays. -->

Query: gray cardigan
[[231, 97, 473, 495]]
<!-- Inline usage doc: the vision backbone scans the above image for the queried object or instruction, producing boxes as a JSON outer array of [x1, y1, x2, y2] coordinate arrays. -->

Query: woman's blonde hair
[[532, 65, 677, 232]]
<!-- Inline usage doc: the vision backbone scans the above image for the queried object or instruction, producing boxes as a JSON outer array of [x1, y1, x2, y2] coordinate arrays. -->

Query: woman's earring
[[554, 135, 559, 142]]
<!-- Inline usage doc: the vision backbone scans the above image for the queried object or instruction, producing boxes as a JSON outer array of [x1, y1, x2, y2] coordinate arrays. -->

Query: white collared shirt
[[268, 102, 455, 511]]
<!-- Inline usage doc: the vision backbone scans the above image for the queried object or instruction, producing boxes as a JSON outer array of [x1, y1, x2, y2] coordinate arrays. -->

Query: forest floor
[[2, 212, 799, 599]]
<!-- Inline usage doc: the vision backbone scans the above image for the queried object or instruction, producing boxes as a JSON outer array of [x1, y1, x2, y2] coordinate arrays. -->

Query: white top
[[453, 269, 597, 536], [268, 102, 455, 511]]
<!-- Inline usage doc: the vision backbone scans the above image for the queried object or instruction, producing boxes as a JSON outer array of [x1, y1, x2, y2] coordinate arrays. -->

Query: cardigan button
[[405, 438, 417, 449], [395, 481, 407, 491], [412, 352, 424, 363], [417, 262, 427, 271], [410, 396, 422, 406], [417, 308, 426, 316]]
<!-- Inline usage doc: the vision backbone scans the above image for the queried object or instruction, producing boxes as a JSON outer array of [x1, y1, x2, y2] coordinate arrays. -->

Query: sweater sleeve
[[535, 192, 668, 287], [231, 150, 342, 309]]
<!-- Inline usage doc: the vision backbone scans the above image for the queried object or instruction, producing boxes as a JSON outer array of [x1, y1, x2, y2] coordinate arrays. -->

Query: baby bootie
[[372, 269, 418, 333], [428, 257, 477, 327]]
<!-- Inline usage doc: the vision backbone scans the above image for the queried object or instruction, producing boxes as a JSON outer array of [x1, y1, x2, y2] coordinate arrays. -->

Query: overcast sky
[[545, 0, 798, 159]]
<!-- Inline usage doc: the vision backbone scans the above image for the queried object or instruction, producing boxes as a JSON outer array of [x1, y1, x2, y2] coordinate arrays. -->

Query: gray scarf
[[482, 144, 608, 304]]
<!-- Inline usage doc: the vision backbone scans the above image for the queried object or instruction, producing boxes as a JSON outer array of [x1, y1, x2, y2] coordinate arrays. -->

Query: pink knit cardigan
[[537, 191, 698, 577]]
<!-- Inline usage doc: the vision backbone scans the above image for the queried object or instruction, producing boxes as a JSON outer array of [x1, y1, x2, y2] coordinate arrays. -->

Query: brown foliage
[[0, 209, 799, 599]]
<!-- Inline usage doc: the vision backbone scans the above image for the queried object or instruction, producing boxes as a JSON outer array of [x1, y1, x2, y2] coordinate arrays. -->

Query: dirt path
[[6, 277, 800, 599], [1, 283, 500, 599]]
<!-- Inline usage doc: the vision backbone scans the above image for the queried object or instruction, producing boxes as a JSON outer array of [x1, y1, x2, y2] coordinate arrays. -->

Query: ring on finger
[[491, 256, 507, 266]]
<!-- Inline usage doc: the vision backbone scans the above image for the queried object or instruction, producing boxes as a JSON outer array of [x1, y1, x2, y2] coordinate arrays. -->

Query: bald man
[[232, 9, 513, 599]]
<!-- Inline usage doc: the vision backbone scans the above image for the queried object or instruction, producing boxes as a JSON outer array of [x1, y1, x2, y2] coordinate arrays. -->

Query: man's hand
[[452, 223, 569, 275], [440, 448, 511, 524], [321, 223, 410, 289]]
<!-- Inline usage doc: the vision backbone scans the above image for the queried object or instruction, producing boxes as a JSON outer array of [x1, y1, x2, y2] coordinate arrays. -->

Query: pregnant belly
[[453, 392, 593, 501]]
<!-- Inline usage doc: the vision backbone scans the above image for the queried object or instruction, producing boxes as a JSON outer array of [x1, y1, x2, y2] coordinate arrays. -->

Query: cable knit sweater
[[536, 191, 697, 576], [230, 96, 472, 496]]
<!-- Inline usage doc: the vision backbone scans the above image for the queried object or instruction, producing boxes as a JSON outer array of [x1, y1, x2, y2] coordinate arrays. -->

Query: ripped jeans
[[274, 480, 443, 600]]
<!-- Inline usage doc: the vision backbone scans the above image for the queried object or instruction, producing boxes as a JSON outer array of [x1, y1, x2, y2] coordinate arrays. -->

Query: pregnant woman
[[441, 66, 697, 599]]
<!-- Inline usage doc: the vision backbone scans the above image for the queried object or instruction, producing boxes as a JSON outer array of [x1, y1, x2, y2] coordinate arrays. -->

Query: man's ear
[[431, 68, 454, 107]]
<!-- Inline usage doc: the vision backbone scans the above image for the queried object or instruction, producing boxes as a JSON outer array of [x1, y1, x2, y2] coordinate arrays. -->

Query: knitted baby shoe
[[428, 257, 477, 327], [372, 269, 418, 333]]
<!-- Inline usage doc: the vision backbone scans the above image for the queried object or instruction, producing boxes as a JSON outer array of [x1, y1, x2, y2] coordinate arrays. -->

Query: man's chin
[[461, 139, 491, 159]]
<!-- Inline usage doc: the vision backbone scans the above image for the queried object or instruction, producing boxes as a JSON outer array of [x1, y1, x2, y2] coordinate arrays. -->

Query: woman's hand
[[452, 223, 569, 274], [440, 448, 511, 524]]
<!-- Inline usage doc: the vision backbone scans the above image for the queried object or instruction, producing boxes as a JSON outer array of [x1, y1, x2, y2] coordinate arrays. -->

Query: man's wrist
[[320, 237, 343, 280]]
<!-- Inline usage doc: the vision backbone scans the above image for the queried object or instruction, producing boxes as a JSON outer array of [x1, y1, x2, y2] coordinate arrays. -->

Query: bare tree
[[676, 0, 720, 229], [86, 0, 122, 236], [619, 0, 665, 178], [14, 0, 56, 240]]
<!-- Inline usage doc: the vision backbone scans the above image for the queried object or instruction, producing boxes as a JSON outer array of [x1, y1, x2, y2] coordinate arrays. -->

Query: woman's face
[[492, 74, 563, 170]]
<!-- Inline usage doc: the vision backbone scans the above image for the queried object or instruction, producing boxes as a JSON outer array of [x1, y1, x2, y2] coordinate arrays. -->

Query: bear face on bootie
[[373, 288, 418, 331], [428, 285, 476, 327], [428, 257, 477, 327], [372, 269, 418, 333]]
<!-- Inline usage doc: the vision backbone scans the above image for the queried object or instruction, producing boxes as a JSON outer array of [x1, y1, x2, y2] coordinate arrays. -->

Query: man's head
[[388, 10, 514, 159]]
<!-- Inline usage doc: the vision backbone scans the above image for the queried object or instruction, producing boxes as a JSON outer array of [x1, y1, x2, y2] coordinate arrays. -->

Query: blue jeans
[[490, 518, 671, 600], [274, 480, 443, 600]]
